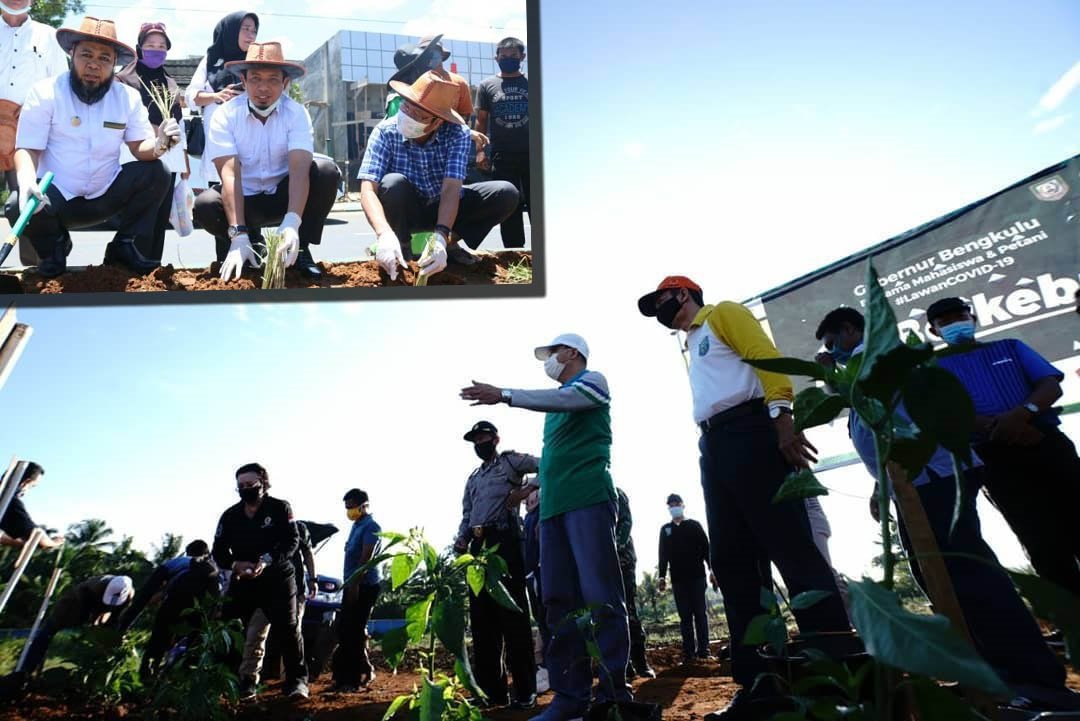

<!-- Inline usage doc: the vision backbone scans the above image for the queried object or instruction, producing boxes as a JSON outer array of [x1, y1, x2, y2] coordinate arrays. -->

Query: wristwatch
[[769, 405, 793, 420], [227, 225, 249, 240], [501, 389, 512, 404], [1022, 402, 1039, 414]]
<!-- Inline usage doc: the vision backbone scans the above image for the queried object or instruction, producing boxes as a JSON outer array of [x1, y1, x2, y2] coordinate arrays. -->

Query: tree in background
[[29, 0, 84, 28], [151, 533, 184, 567]]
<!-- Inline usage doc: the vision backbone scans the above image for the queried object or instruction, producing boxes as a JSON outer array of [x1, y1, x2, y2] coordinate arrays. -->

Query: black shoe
[[636, 666, 656, 679], [511, 694, 537, 710], [703, 686, 794, 721], [35, 234, 73, 278], [330, 682, 360, 694], [447, 243, 478, 266], [103, 239, 158, 275], [239, 676, 258, 701], [286, 679, 310, 700], [295, 246, 322, 279]]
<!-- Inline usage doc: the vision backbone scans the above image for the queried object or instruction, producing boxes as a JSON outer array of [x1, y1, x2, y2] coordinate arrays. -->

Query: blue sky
[[7, 0, 1079, 582]]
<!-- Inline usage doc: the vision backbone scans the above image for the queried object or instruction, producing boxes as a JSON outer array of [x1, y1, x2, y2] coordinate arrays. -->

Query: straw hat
[[388, 72, 465, 125], [225, 41, 306, 81], [56, 17, 136, 67]]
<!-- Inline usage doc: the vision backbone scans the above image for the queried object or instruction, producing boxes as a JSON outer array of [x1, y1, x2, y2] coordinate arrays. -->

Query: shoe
[[447, 243, 478, 266], [703, 686, 795, 721], [696, 653, 714, 662], [238, 676, 257, 701], [330, 682, 360, 694], [636, 666, 656, 679], [1008, 684, 1080, 712], [286, 679, 310, 700], [294, 246, 322, 279], [536, 666, 550, 694], [511, 694, 538, 710], [35, 234, 73, 278], [103, 239, 158, 275]]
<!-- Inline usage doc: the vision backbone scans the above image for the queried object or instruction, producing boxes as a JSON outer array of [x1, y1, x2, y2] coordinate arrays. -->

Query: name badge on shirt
[[103, 121, 126, 130]]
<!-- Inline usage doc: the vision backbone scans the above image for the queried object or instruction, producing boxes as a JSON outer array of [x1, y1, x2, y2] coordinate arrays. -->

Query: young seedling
[[139, 79, 179, 130], [260, 229, 287, 289]]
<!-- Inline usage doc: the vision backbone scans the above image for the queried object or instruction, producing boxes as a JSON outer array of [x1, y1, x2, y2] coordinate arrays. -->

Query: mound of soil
[[8, 252, 532, 294]]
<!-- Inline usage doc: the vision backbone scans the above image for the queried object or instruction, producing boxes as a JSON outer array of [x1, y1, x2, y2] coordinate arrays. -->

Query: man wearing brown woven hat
[[4, 17, 179, 278], [195, 41, 340, 281], [358, 71, 519, 282]]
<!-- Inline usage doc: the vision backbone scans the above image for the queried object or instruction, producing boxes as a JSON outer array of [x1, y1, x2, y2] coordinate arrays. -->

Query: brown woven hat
[[56, 17, 136, 67], [388, 72, 465, 125], [225, 41, 306, 81]]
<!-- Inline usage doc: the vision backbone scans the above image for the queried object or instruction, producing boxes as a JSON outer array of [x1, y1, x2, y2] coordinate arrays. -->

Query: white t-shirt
[[205, 92, 314, 196], [184, 56, 222, 186], [16, 72, 154, 200], [0, 17, 69, 105]]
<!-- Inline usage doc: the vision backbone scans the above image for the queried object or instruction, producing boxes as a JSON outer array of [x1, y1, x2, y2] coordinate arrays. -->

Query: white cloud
[[1033, 113, 1070, 135], [401, 0, 527, 44], [1034, 60, 1080, 115]]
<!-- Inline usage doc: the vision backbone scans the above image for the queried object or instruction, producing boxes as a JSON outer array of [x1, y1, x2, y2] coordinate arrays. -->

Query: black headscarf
[[128, 26, 181, 127], [205, 11, 259, 92]]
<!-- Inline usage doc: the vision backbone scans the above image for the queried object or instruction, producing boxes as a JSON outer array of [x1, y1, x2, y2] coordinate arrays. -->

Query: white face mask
[[249, 96, 281, 118], [544, 352, 566, 382], [396, 109, 431, 139], [669, 505, 685, 519], [0, 1, 30, 15]]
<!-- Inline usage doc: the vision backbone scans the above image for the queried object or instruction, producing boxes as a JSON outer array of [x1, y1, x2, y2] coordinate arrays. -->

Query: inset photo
[[0, 0, 540, 302]]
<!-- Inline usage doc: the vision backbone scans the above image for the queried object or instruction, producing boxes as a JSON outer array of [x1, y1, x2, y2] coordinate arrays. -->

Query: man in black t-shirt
[[475, 37, 529, 249], [657, 494, 716, 663], [0, 463, 64, 552], [212, 462, 307, 701]]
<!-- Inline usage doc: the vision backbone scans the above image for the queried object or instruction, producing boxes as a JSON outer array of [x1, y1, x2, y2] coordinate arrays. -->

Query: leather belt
[[698, 398, 764, 433]]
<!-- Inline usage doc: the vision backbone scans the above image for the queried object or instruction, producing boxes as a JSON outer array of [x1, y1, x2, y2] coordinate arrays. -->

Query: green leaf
[[454, 656, 484, 700], [790, 590, 832, 611], [486, 578, 523, 614], [486, 551, 510, 581], [907, 677, 982, 721], [859, 343, 934, 403], [888, 421, 937, 481], [1009, 571, 1080, 663], [743, 356, 829, 381], [451, 553, 475, 568], [379, 626, 411, 670], [383, 693, 414, 721], [791, 674, 846, 696], [793, 387, 848, 432], [420, 677, 447, 721], [422, 542, 439, 574], [846, 578, 1009, 695], [760, 586, 778, 612], [743, 614, 773, 646], [901, 366, 975, 465], [773, 469, 829, 504], [765, 617, 787, 657], [432, 594, 467, 661], [379, 531, 408, 544], [466, 565, 485, 596], [391, 553, 422, 590], [857, 263, 903, 387], [405, 593, 435, 645]]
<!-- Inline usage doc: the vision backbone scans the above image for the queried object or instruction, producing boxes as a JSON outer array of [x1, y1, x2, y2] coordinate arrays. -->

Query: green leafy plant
[[42, 626, 145, 705], [350, 528, 522, 721]]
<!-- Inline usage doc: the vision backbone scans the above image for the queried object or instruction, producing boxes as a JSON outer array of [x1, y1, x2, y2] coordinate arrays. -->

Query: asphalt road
[[0, 201, 532, 271]]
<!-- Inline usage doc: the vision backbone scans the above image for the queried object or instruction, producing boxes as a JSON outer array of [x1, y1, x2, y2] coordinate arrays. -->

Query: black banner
[[752, 154, 1080, 384]]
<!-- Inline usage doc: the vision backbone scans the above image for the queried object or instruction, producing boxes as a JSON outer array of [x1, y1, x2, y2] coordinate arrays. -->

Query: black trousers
[[468, 529, 537, 702], [1, 171, 38, 265], [974, 428, 1080, 597], [192, 157, 341, 263], [222, 570, 307, 687], [526, 571, 549, 662], [672, 576, 710, 657], [490, 151, 529, 249], [331, 582, 380, 685], [896, 468, 1065, 689], [698, 401, 850, 686], [620, 562, 648, 671], [376, 173, 519, 254], [2, 160, 171, 262], [141, 591, 202, 677]]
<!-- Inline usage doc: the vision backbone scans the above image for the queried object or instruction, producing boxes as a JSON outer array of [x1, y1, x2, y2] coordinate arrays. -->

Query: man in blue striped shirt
[[927, 296, 1080, 598], [358, 72, 519, 282]]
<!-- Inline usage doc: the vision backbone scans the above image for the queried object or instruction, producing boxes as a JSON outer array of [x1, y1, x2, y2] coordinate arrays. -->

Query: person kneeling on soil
[[1, 574, 134, 698], [193, 41, 340, 282], [4, 17, 178, 278], [359, 71, 519, 282]]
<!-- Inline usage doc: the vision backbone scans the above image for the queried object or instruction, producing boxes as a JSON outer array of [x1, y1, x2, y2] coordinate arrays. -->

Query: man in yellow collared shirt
[[638, 276, 851, 721]]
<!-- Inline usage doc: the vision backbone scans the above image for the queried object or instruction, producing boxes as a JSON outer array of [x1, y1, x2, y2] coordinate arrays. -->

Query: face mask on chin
[[70, 70, 114, 105], [0, 1, 30, 15], [249, 96, 282, 118]]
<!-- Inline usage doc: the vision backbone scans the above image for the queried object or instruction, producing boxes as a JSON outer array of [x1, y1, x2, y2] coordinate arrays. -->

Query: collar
[[560, 368, 587, 388], [689, 304, 714, 330]]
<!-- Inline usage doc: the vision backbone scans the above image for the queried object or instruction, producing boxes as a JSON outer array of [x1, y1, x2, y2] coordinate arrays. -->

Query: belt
[[698, 398, 765, 433]]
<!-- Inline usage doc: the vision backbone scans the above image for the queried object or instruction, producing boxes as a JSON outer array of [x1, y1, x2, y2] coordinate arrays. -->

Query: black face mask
[[656, 295, 684, 329], [238, 486, 262, 504], [498, 57, 522, 73], [474, 441, 496, 461]]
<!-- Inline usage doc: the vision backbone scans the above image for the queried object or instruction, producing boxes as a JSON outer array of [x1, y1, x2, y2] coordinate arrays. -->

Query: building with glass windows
[[297, 30, 527, 189]]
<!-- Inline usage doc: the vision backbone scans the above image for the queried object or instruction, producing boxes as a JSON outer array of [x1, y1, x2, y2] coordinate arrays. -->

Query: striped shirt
[[357, 115, 471, 201]]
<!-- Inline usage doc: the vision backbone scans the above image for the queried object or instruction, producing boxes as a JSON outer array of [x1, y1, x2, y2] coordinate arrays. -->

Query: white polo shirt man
[[0, 12, 69, 109]]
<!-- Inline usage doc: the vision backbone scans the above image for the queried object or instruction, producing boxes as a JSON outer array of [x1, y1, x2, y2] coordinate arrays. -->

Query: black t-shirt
[[477, 74, 529, 154], [212, 495, 299, 578], [658, 519, 711, 582], [1, 496, 36, 541]]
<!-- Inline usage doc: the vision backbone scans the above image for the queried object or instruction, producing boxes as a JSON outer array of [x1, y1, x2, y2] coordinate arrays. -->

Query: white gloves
[[219, 233, 260, 281], [375, 229, 406, 281], [16, 172, 46, 217], [277, 212, 301, 267], [418, 230, 448, 279], [155, 118, 181, 154]]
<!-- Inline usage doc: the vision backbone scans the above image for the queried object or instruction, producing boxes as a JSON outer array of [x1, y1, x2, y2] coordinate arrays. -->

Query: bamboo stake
[[0, 457, 23, 535], [0, 323, 33, 392], [0, 526, 44, 617], [16, 547, 63, 671]]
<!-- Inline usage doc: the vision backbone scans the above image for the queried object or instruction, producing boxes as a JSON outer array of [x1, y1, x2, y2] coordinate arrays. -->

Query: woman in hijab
[[184, 11, 258, 188], [116, 21, 189, 263]]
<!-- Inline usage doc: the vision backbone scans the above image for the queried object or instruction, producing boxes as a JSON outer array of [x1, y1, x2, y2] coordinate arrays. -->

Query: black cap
[[926, 297, 971, 324], [343, 488, 369, 506], [666, 493, 683, 505], [464, 421, 498, 442]]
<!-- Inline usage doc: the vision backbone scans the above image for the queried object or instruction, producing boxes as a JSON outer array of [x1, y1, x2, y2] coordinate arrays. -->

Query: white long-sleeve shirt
[[184, 56, 221, 185], [0, 16, 68, 105]]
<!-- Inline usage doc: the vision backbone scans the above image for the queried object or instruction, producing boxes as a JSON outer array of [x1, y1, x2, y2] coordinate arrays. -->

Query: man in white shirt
[[4, 17, 179, 278], [193, 42, 341, 281], [0, 0, 69, 266]]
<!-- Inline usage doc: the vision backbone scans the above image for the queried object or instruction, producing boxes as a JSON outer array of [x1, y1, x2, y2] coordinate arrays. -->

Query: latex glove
[[16, 173, 47, 216], [156, 118, 181, 152], [418, 230, 448, 279], [219, 234, 260, 281], [375, 230, 406, 281], [277, 212, 301, 267]]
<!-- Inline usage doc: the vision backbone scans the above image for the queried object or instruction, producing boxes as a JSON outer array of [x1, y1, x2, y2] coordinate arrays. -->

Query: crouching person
[[193, 42, 340, 282], [3, 18, 176, 278]]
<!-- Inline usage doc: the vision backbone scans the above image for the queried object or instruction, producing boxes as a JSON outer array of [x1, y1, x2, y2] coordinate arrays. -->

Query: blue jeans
[[540, 501, 632, 712], [672, 577, 709, 657]]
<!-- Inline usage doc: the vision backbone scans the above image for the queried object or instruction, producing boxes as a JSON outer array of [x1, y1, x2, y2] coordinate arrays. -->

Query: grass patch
[[503, 256, 533, 284]]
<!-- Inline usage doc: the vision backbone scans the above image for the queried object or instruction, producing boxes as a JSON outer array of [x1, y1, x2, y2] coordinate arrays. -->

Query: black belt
[[698, 398, 765, 433]]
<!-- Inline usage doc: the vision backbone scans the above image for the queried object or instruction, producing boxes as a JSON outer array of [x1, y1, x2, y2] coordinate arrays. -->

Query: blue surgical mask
[[938, 320, 976, 345], [830, 346, 853, 365], [669, 506, 684, 519]]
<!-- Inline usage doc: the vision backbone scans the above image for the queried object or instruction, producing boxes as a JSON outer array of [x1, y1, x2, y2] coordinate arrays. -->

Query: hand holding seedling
[[460, 381, 503, 406]]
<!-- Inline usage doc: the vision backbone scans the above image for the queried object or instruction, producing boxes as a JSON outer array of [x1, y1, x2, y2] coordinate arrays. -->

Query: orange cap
[[638, 276, 701, 316]]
